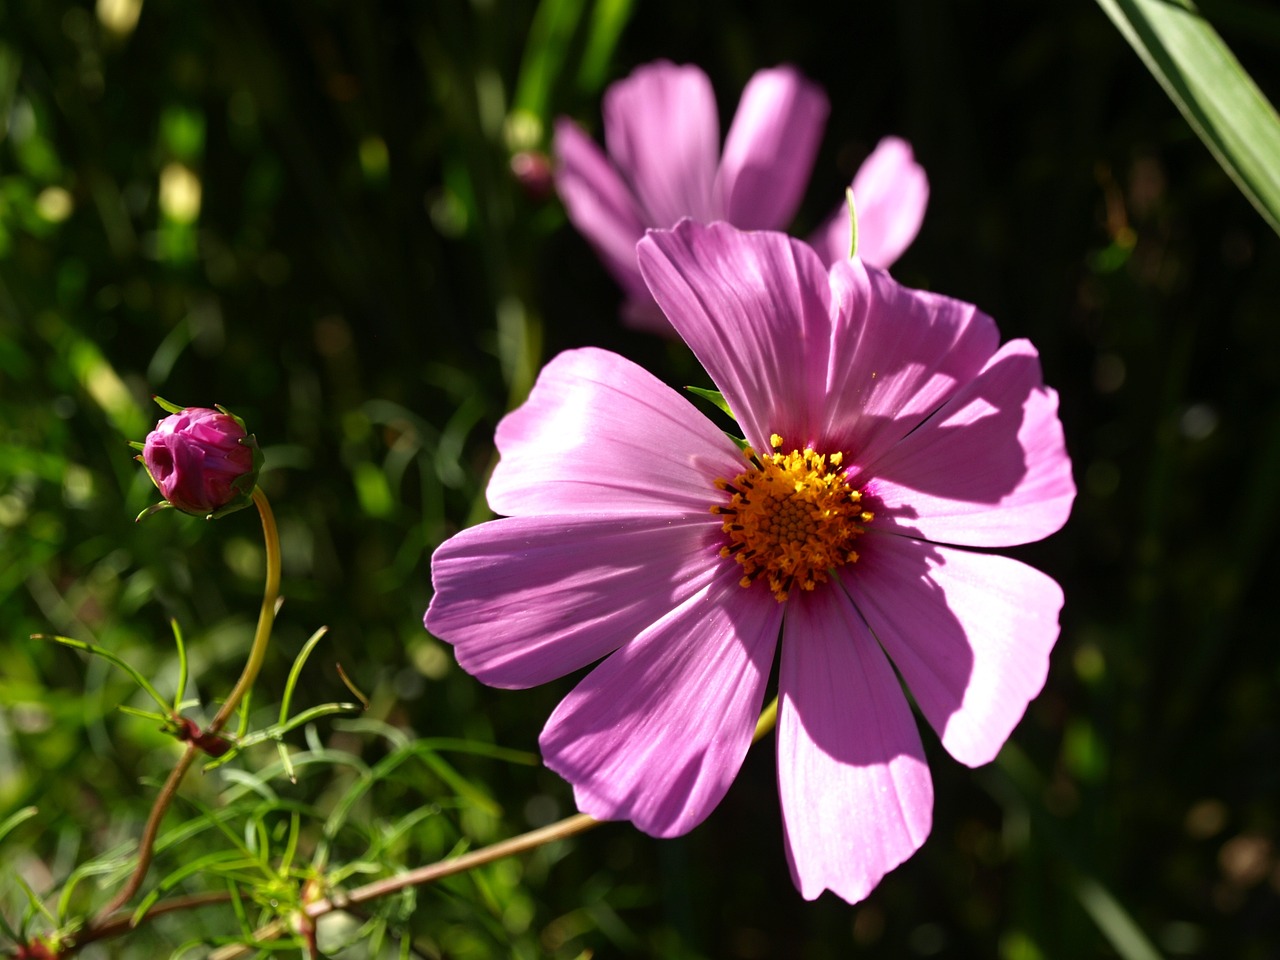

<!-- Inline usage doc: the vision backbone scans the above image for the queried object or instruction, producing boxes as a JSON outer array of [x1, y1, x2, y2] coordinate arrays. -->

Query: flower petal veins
[[427, 219, 1073, 904]]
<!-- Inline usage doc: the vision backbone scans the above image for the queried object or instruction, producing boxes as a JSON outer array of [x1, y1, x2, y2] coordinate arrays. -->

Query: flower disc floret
[[712, 434, 872, 602]]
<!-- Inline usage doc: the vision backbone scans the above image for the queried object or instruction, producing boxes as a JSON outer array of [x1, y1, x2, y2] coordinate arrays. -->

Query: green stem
[[91, 488, 280, 923], [210, 487, 281, 734], [753, 696, 778, 741]]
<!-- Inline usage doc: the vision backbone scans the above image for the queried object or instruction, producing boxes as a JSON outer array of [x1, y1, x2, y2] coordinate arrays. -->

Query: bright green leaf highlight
[[1097, 0, 1280, 236], [684, 385, 734, 420], [0, 807, 37, 845]]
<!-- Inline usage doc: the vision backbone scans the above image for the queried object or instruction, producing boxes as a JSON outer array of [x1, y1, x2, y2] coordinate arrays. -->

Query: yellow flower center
[[710, 434, 872, 602]]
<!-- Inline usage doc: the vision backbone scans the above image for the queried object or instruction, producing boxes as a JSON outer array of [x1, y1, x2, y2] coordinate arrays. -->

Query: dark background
[[1, 1, 1278, 957]]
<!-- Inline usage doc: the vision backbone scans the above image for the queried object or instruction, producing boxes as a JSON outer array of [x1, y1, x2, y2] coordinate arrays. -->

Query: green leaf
[[1071, 874, 1165, 960], [33, 633, 171, 714], [684, 386, 735, 420], [512, 0, 588, 125], [1096, 0, 1280, 236], [577, 0, 636, 93], [278, 626, 329, 727], [171, 619, 189, 715], [0, 807, 37, 844]]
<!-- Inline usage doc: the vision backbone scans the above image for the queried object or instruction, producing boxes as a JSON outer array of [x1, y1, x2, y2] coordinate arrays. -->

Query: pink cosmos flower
[[554, 60, 929, 334], [425, 220, 1075, 903]]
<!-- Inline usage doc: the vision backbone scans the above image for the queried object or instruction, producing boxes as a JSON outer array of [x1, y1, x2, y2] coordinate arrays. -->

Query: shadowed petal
[[488, 347, 745, 518], [810, 137, 928, 269], [715, 66, 829, 230], [604, 61, 720, 226], [778, 586, 933, 903], [541, 568, 782, 838], [426, 514, 725, 688], [553, 119, 650, 301], [844, 535, 1062, 767], [823, 258, 1001, 467], [865, 339, 1077, 546], [638, 220, 833, 452]]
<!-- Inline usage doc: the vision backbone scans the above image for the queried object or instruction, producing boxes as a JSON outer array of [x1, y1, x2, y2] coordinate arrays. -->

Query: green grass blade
[[34, 634, 171, 714], [1096, 0, 1280, 236], [278, 626, 330, 727], [577, 0, 635, 93], [512, 0, 588, 125], [171, 619, 188, 715], [1072, 874, 1165, 960], [0, 806, 37, 844]]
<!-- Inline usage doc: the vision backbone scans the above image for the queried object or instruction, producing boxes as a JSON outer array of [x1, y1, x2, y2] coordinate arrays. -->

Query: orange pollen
[[710, 435, 872, 602]]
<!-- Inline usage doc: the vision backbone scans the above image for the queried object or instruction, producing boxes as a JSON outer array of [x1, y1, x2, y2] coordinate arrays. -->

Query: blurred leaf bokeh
[[1, 0, 1279, 957]]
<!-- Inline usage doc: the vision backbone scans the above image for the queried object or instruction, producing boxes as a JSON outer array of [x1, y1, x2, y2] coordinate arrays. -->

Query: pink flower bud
[[137, 403, 261, 519]]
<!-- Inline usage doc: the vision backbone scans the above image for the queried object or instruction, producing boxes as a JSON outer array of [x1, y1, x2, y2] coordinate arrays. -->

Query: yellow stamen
[[709, 437, 871, 602]]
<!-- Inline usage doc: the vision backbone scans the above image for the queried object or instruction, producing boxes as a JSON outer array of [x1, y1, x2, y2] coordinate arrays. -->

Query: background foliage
[[2, 0, 1279, 957]]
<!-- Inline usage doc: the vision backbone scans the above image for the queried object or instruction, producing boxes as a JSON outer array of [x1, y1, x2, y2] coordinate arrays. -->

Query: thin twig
[[90, 742, 199, 925], [68, 891, 232, 953]]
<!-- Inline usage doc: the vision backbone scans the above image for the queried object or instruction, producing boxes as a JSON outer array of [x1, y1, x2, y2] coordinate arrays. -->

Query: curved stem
[[71, 891, 231, 954], [753, 695, 778, 742], [210, 486, 281, 734], [92, 488, 280, 924], [91, 743, 199, 924]]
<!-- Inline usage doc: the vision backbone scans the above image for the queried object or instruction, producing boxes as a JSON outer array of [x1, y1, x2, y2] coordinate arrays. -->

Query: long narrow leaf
[[34, 634, 171, 713], [1097, 0, 1280, 235], [0, 806, 37, 844], [278, 626, 329, 727], [171, 619, 189, 715]]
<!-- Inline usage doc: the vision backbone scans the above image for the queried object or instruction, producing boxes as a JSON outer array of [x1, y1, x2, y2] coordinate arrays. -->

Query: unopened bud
[[135, 398, 262, 520]]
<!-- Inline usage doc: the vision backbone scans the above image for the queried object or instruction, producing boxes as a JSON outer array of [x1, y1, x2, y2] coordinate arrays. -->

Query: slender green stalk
[[210, 487, 281, 734], [92, 488, 280, 923], [753, 696, 778, 741]]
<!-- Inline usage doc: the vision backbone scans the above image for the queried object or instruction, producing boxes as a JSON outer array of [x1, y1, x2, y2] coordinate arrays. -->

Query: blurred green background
[[2, 0, 1279, 957]]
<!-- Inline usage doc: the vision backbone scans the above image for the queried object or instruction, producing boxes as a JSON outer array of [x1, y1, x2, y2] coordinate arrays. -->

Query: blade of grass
[[1096, 0, 1280, 236], [34, 634, 171, 714]]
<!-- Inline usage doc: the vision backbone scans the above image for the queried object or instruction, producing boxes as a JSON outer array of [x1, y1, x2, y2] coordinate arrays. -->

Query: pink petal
[[715, 66, 829, 230], [864, 339, 1076, 546], [822, 258, 1001, 469], [843, 535, 1063, 767], [426, 513, 726, 688], [488, 348, 745, 518], [553, 119, 651, 302], [637, 220, 833, 453], [604, 61, 720, 226], [810, 137, 928, 269], [541, 568, 782, 838], [852, 137, 929, 268], [778, 586, 933, 903]]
